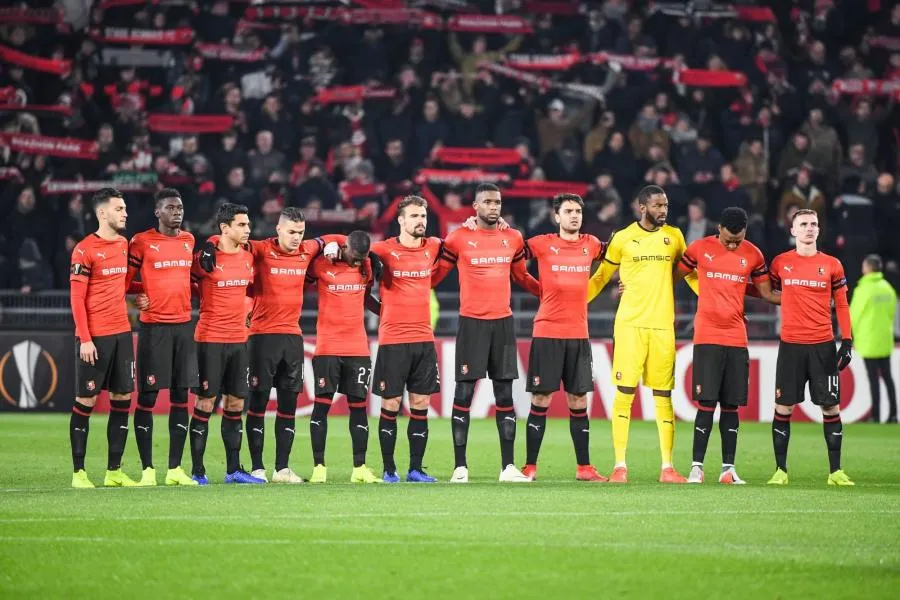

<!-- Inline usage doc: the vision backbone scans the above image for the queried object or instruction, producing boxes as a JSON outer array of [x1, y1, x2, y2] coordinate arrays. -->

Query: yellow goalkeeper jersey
[[588, 222, 686, 330]]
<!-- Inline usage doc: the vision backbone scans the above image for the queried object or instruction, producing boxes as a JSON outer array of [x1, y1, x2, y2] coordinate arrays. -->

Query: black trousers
[[864, 357, 898, 422]]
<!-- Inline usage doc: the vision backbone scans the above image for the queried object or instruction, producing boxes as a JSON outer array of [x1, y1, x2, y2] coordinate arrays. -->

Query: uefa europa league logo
[[0, 340, 58, 409]]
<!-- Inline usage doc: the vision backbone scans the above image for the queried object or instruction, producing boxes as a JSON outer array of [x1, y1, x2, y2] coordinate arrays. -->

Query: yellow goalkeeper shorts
[[611, 326, 676, 390]]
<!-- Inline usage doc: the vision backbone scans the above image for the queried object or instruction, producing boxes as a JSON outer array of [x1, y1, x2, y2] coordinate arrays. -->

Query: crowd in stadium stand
[[1, 0, 900, 297]]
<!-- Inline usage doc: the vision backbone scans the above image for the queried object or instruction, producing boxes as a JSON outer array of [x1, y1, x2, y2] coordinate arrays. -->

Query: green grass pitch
[[1, 414, 898, 599]]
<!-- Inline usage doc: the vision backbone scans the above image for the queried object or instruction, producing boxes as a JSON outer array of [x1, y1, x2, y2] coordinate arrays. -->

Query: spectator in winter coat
[[248, 130, 287, 186], [873, 174, 900, 263], [628, 104, 670, 160], [837, 98, 885, 164], [448, 32, 523, 96], [536, 97, 596, 157], [734, 138, 769, 215], [777, 131, 811, 181], [412, 97, 450, 165], [779, 169, 827, 231], [708, 164, 752, 222], [677, 198, 717, 246], [839, 144, 879, 193], [799, 107, 843, 180]]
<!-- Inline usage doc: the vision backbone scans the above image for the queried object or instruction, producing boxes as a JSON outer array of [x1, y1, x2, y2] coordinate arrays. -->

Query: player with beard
[[432, 183, 541, 483], [521, 194, 608, 482], [127, 188, 198, 486], [369, 196, 444, 483], [69, 188, 138, 488], [767, 209, 855, 486], [306, 231, 382, 484], [189, 203, 261, 485], [586, 185, 697, 484]]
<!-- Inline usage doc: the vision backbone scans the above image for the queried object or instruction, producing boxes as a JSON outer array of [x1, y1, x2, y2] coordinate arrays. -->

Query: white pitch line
[[1, 508, 899, 524]]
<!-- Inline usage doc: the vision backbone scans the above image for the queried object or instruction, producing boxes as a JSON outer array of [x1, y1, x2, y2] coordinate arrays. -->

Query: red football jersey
[[247, 237, 323, 336], [769, 250, 849, 344], [308, 256, 372, 357], [128, 228, 194, 324], [70, 234, 130, 339], [371, 236, 442, 345], [191, 247, 254, 343], [528, 233, 604, 339], [680, 236, 768, 347], [435, 227, 537, 319]]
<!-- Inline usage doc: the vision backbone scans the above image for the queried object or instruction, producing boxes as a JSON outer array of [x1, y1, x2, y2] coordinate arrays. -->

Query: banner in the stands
[[91, 28, 195, 45], [832, 79, 900, 100], [100, 48, 176, 68], [195, 44, 268, 62], [0, 134, 98, 159], [146, 114, 235, 134], [0, 7, 64, 25], [446, 14, 532, 33]]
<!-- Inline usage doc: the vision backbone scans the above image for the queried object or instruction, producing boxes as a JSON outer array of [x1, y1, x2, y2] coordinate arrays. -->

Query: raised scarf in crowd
[[0, 44, 71, 75], [315, 86, 396, 105], [433, 147, 522, 167], [90, 28, 195, 45], [832, 79, 900, 100], [0, 7, 64, 25], [195, 43, 268, 63], [147, 114, 234, 134], [0, 133, 98, 159]]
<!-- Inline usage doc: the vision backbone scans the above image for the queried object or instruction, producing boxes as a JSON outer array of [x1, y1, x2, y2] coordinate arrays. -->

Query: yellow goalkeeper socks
[[655, 395, 675, 467], [612, 390, 634, 464]]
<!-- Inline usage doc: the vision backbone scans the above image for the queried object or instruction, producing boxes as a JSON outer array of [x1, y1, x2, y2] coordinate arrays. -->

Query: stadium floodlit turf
[[0, 414, 898, 599]]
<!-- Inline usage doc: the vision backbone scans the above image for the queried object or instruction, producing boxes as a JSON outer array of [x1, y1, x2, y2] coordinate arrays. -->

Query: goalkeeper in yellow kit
[[587, 185, 697, 483]]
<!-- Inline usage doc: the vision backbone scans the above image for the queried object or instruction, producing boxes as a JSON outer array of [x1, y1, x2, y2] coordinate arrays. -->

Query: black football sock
[[274, 388, 298, 472], [70, 401, 93, 471], [222, 409, 244, 474], [310, 399, 331, 466], [189, 407, 211, 476], [719, 406, 739, 466], [348, 396, 369, 468], [494, 381, 516, 468], [692, 404, 715, 464], [134, 391, 156, 469], [569, 407, 590, 466], [451, 382, 475, 468], [408, 408, 429, 471], [772, 412, 791, 472], [525, 403, 548, 465], [379, 408, 399, 473], [167, 388, 189, 469], [823, 414, 843, 473], [107, 399, 131, 471], [246, 390, 268, 472]]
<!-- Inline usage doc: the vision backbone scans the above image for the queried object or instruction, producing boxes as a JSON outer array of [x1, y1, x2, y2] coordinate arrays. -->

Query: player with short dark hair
[[126, 188, 198, 486], [432, 184, 541, 483], [678, 206, 780, 485], [521, 194, 608, 482], [189, 202, 262, 484], [369, 196, 444, 483], [767, 208, 855, 486], [69, 188, 138, 488], [586, 185, 696, 484], [306, 230, 382, 484]]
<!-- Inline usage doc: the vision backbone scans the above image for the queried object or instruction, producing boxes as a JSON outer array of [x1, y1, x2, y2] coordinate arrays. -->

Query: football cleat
[[272, 468, 305, 484], [659, 467, 687, 484], [191, 473, 209, 486], [224, 468, 266, 484], [576, 465, 608, 482], [165, 467, 199, 486], [309, 464, 327, 484], [449, 466, 469, 483], [521, 464, 537, 481], [350, 466, 381, 484], [687, 465, 705, 484], [499, 465, 533, 482], [766, 468, 789, 485], [719, 467, 746, 485], [250, 469, 269, 483], [136, 467, 157, 487], [71, 470, 94, 489], [406, 469, 437, 483], [827, 469, 855, 486], [104, 469, 138, 487], [382, 470, 401, 483], [609, 466, 628, 483]]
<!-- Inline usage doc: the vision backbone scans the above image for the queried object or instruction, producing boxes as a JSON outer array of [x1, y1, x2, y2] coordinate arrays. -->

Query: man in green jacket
[[850, 255, 898, 423]]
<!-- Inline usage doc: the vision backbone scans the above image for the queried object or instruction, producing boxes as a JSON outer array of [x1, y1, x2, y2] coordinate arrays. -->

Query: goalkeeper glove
[[837, 339, 852, 371], [199, 241, 216, 273]]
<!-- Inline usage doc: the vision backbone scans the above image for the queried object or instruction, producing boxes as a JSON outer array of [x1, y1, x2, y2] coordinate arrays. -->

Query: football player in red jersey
[[127, 188, 198, 486], [432, 183, 540, 483], [69, 188, 138, 488], [677, 207, 780, 485], [189, 203, 263, 485], [521, 194, 608, 482], [766, 209, 854, 486]]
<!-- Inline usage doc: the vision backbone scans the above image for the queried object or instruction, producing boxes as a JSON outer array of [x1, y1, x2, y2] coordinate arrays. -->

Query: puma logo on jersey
[[390, 251, 401, 260], [783, 265, 793, 273], [550, 246, 560, 255], [149, 244, 161, 252], [96, 252, 106, 259], [704, 253, 715, 262], [215, 265, 224, 272], [467, 241, 478, 248], [76, 248, 85, 256], [270, 250, 278, 258], [326, 271, 336, 279]]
